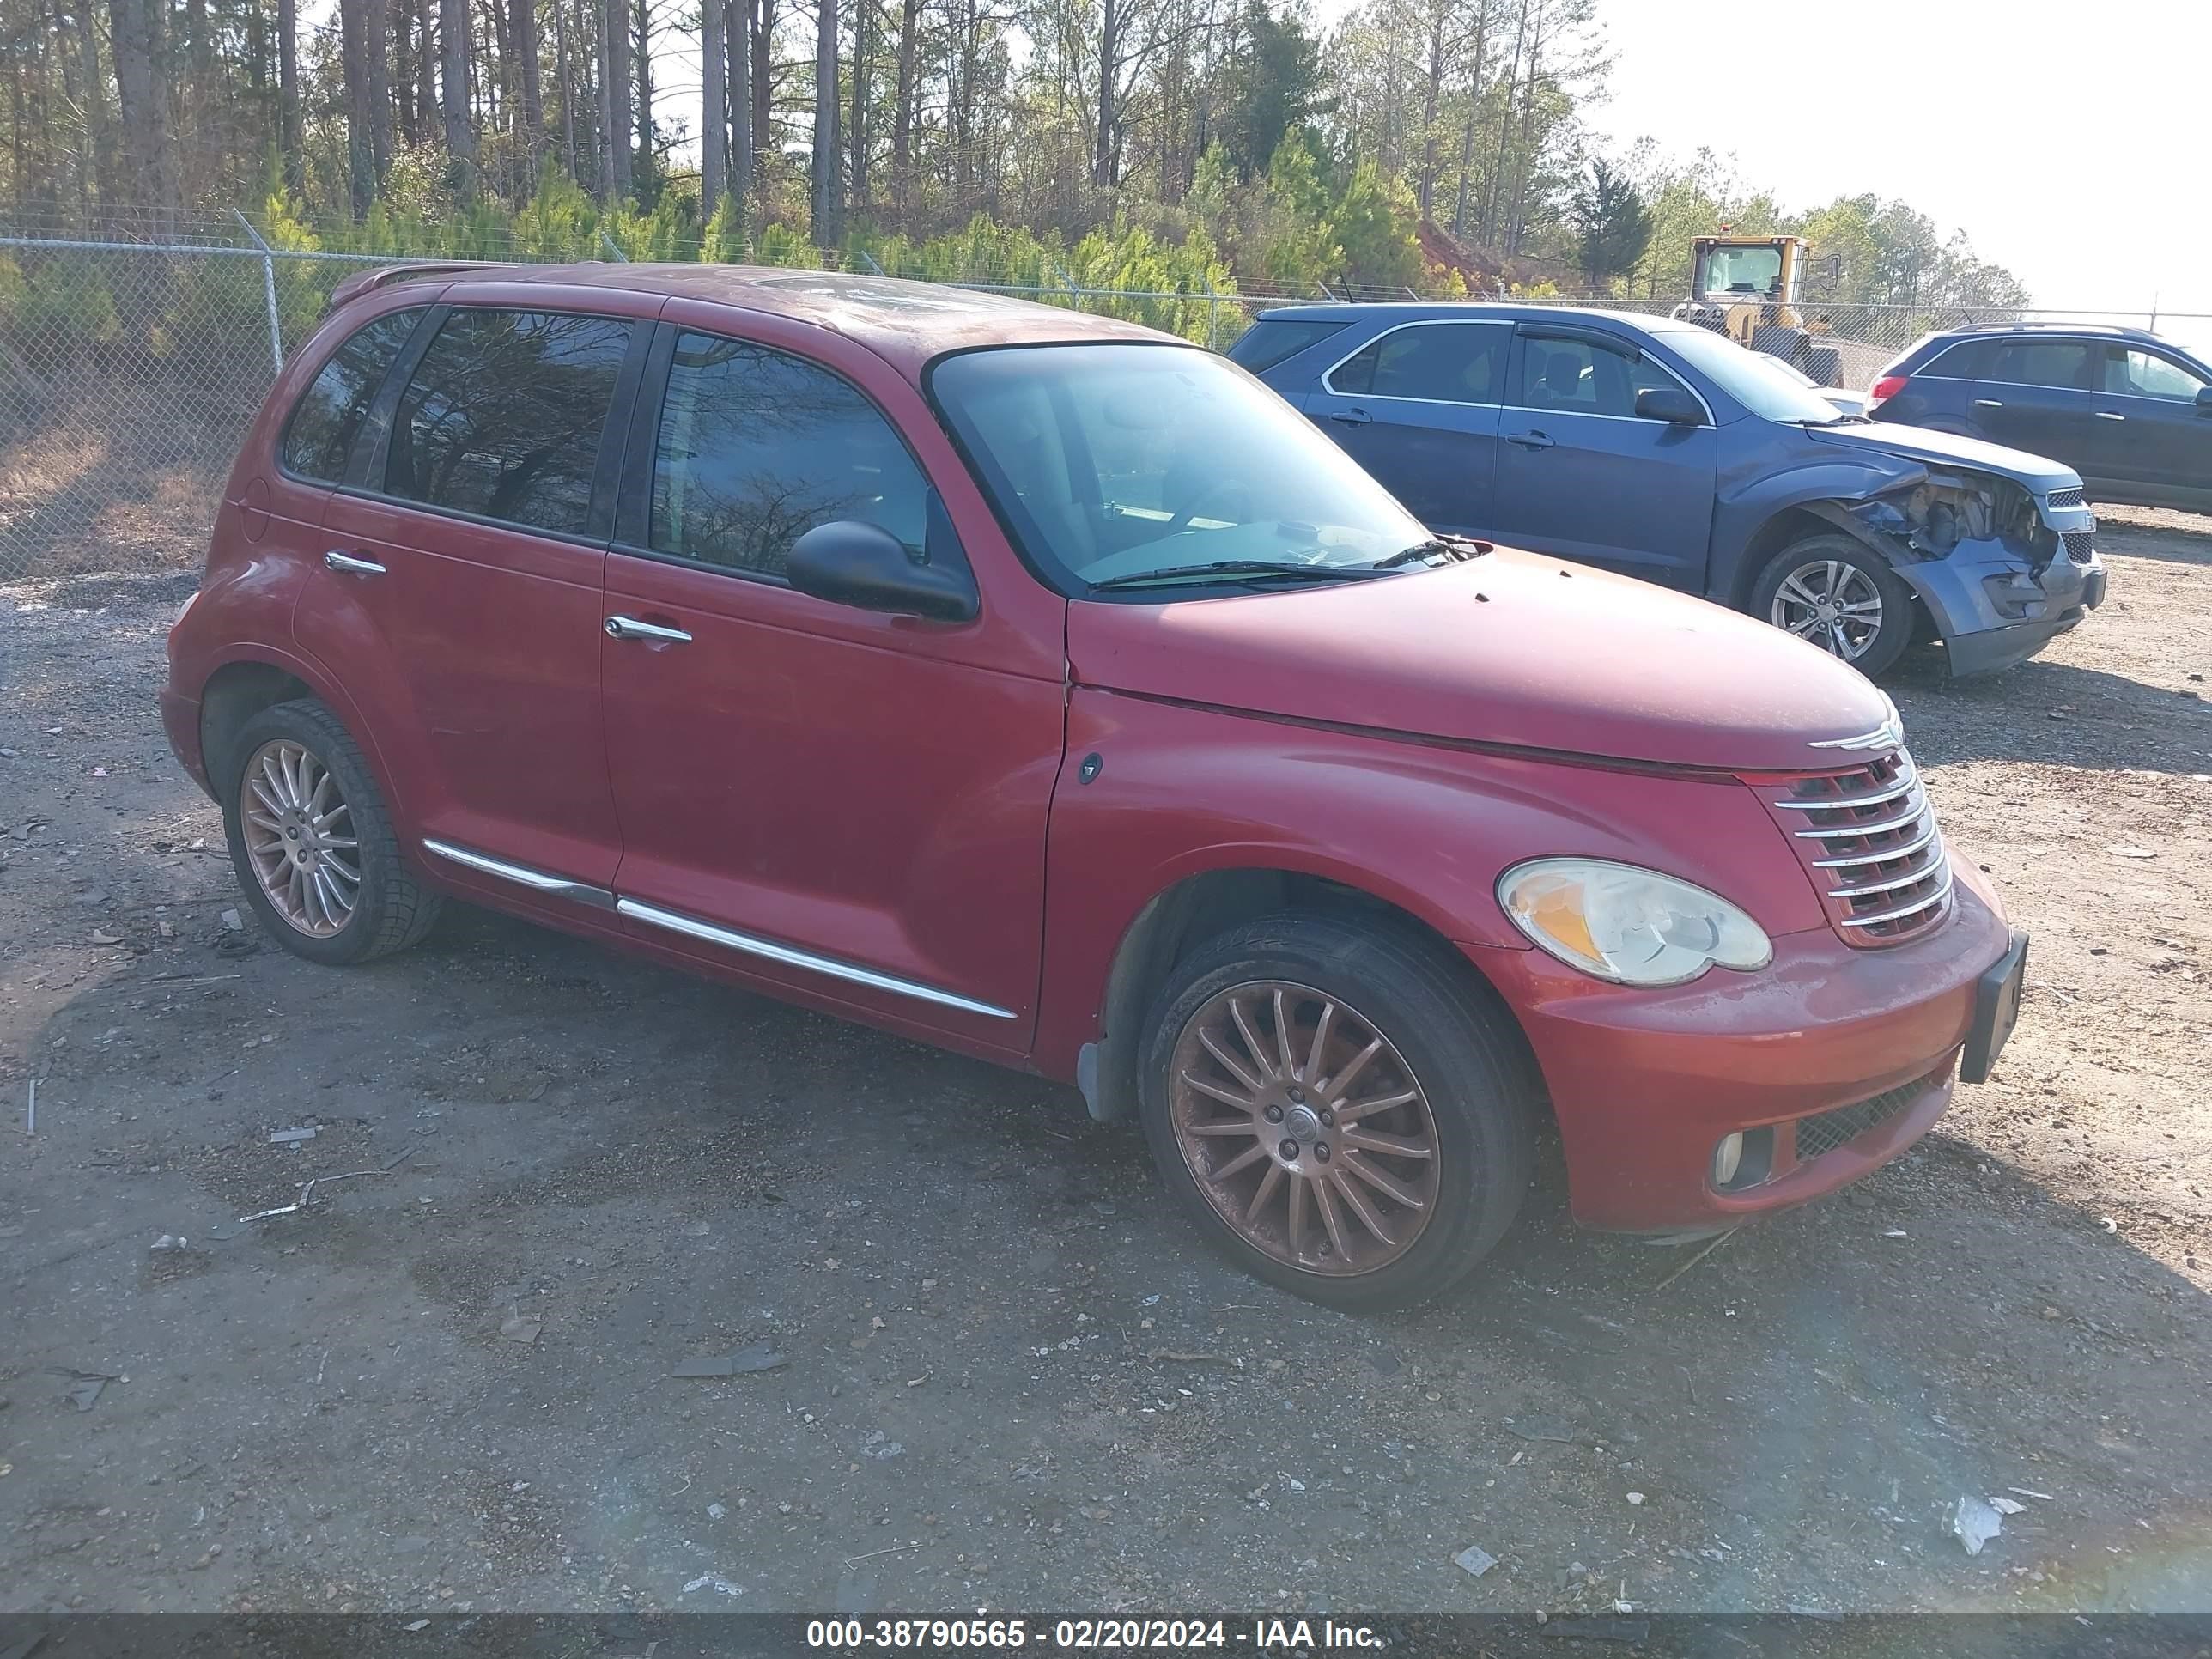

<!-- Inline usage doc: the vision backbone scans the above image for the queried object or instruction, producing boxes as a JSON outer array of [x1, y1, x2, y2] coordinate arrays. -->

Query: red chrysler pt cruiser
[[161, 264, 2026, 1308]]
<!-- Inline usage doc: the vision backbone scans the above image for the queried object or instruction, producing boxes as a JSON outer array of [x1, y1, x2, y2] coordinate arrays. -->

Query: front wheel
[[1136, 912, 1536, 1310], [1750, 533, 1914, 677]]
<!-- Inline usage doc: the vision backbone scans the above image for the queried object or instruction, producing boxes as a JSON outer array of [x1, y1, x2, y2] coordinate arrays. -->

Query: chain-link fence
[[1, 213, 2201, 583]]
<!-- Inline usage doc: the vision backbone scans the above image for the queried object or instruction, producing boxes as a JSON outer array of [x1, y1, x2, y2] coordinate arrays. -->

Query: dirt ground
[[2, 509, 2208, 1624]]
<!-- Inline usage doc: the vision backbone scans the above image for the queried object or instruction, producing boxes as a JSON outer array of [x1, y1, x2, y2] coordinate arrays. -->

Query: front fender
[[1711, 451, 1926, 600], [1029, 688, 1826, 1082]]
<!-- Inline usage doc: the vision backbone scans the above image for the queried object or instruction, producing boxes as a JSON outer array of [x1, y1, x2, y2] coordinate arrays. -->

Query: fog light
[[1712, 1133, 1745, 1188]]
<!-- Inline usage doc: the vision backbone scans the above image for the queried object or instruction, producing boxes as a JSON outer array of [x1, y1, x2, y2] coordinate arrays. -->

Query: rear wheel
[[1137, 912, 1535, 1310], [221, 699, 441, 965], [1750, 533, 1913, 677]]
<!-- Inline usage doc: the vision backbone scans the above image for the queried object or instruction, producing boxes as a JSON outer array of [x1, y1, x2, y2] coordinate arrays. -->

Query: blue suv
[[1230, 303, 2106, 678], [1867, 324, 2212, 514]]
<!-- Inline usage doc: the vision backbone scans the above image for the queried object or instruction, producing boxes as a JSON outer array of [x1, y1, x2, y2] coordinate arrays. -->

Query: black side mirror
[[2196, 386, 2212, 416], [787, 510, 979, 622], [1635, 386, 1705, 426]]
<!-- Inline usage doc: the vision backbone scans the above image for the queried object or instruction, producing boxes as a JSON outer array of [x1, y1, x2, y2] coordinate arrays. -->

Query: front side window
[[1328, 324, 1508, 404], [1513, 335, 1686, 419], [929, 343, 1428, 592], [384, 308, 632, 534], [1988, 340, 2094, 391], [280, 307, 423, 482], [2107, 346, 2208, 401], [648, 332, 931, 579]]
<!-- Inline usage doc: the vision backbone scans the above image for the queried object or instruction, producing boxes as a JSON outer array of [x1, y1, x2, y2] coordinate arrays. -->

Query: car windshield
[[929, 343, 1431, 593], [1657, 326, 1855, 424]]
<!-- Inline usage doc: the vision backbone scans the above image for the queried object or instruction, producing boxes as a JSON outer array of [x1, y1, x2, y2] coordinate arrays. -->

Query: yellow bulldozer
[[1670, 233, 1843, 386]]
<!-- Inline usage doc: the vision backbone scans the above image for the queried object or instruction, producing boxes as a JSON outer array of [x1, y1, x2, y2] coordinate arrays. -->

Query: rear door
[[2084, 343, 2212, 497], [300, 296, 645, 891], [1299, 321, 1510, 537], [1961, 337, 2104, 470], [1491, 327, 1717, 588]]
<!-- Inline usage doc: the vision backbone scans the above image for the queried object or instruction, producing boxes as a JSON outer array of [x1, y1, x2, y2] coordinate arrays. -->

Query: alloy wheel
[[240, 738, 362, 938], [1771, 559, 1884, 661], [1167, 980, 1441, 1277]]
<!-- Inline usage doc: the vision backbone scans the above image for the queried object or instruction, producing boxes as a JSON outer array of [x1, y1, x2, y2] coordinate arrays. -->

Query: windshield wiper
[[1370, 535, 1491, 569], [1086, 559, 1394, 592]]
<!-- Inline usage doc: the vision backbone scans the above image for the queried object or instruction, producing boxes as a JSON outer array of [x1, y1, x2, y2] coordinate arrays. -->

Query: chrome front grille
[[1750, 750, 1952, 946], [2045, 487, 2085, 509], [2061, 530, 2095, 563]]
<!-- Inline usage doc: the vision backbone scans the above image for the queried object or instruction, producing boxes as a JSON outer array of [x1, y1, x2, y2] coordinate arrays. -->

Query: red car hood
[[1066, 550, 1894, 772]]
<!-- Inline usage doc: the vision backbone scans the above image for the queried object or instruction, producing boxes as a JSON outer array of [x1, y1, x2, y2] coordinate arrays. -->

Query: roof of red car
[[425, 261, 1173, 372]]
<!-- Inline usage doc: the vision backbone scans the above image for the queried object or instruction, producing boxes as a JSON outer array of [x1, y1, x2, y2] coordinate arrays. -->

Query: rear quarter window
[[1225, 319, 1350, 374], [1921, 338, 2004, 380], [279, 308, 426, 481]]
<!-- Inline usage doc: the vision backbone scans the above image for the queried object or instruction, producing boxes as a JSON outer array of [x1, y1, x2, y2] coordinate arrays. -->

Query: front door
[[2084, 343, 2212, 497], [297, 301, 641, 889], [597, 313, 1065, 1051], [1491, 329, 1717, 589], [1301, 320, 1510, 538]]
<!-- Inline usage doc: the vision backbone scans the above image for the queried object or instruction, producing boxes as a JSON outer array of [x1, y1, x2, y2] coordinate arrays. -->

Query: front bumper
[[1887, 503, 2105, 678], [1467, 866, 2015, 1231]]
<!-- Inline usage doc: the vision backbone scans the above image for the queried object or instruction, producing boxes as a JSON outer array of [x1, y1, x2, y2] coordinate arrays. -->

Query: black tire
[[1748, 532, 1915, 678], [220, 698, 441, 965], [1802, 345, 1842, 386], [1136, 910, 1537, 1311]]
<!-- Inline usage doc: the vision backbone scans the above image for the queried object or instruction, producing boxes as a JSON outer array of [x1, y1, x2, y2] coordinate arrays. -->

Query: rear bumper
[[1467, 867, 2014, 1231], [159, 687, 212, 799]]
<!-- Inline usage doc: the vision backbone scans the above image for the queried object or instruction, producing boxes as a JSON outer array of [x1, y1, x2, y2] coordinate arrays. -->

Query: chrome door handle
[[1328, 407, 1373, 427], [324, 550, 386, 577], [2094, 410, 2127, 422], [1971, 398, 2003, 409], [1506, 431, 1556, 450], [605, 615, 692, 644]]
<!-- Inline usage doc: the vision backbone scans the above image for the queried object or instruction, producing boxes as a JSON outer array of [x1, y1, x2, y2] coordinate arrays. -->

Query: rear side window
[[1987, 340, 2094, 391], [1225, 319, 1350, 374], [280, 308, 424, 482], [647, 331, 930, 579], [383, 308, 632, 535], [1328, 324, 1508, 404]]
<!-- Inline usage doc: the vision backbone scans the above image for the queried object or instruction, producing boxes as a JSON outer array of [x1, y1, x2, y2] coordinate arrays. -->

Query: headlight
[[1498, 858, 1772, 987]]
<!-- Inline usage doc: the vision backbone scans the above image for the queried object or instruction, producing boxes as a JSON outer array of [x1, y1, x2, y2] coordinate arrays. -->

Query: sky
[[1314, 0, 2212, 343]]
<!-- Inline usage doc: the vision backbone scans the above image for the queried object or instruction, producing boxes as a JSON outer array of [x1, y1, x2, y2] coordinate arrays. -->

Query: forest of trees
[[0, 0, 2033, 306]]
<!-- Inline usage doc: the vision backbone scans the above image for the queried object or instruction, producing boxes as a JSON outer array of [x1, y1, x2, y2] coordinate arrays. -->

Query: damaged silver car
[[1231, 302, 2108, 678]]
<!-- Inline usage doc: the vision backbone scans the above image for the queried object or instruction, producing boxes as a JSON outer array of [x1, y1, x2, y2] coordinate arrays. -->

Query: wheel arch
[[1079, 863, 1537, 1127], [195, 647, 416, 841], [1729, 504, 1845, 609]]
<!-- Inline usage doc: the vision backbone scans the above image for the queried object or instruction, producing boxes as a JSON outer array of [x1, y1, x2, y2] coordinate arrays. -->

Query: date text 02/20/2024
[[805, 1619, 1385, 1650]]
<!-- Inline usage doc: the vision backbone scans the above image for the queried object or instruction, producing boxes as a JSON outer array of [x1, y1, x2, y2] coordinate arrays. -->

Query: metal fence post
[[1201, 273, 1219, 349], [234, 210, 283, 372], [599, 228, 629, 261]]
